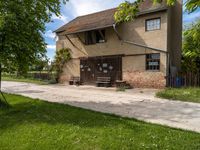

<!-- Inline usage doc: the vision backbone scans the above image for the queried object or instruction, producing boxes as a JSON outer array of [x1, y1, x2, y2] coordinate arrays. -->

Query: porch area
[[71, 55, 124, 87]]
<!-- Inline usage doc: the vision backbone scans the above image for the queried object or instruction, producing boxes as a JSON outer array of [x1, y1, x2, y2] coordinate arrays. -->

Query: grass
[[156, 88, 200, 103], [2, 76, 51, 85], [0, 94, 200, 150]]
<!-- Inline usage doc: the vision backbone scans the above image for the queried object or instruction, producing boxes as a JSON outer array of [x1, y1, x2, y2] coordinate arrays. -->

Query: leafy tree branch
[[54, 48, 71, 77], [182, 19, 200, 72], [114, 0, 200, 23], [0, 0, 68, 75]]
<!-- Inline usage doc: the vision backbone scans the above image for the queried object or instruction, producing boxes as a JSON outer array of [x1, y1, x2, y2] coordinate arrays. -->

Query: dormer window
[[145, 18, 161, 31], [85, 30, 105, 45]]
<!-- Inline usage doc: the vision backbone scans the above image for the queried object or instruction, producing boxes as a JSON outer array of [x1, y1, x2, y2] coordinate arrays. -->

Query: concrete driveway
[[2, 81, 200, 133]]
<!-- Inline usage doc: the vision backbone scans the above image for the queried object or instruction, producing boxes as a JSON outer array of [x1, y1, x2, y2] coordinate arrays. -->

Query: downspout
[[166, 52, 170, 87], [112, 24, 122, 40]]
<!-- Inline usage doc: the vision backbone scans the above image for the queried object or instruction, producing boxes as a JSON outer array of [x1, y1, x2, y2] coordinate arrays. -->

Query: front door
[[80, 55, 122, 84], [80, 59, 95, 84]]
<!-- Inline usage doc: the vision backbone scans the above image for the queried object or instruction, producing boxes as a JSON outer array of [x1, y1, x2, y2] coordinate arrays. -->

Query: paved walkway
[[2, 81, 200, 133]]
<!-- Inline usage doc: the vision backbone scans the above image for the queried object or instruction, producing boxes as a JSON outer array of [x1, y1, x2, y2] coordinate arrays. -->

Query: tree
[[0, 0, 67, 75], [0, 0, 67, 106], [30, 57, 49, 72], [114, 0, 200, 23], [53, 48, 71, 82], [186, 0, 200, 12], [182, 19, 200, 72]]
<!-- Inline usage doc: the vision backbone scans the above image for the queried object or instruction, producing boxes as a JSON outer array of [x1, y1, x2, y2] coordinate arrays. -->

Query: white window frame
[[145, 18, 161, 31], [146, 53, 160, 71]]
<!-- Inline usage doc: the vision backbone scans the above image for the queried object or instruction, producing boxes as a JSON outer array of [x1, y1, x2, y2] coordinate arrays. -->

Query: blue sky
[[44, 0, 200, 61]]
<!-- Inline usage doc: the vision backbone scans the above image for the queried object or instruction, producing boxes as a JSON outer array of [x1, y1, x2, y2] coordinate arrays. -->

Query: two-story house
[[55, 0, 182, 88]]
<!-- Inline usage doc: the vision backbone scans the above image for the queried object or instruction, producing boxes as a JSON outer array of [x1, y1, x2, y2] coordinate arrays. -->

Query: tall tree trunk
[[0, 32, 9, 107], [0, 63, 7, 107]]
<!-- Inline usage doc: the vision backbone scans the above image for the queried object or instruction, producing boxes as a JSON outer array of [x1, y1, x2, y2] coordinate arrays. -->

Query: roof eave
[[137, 6, 168, 16], [59, 24, 114, 35]]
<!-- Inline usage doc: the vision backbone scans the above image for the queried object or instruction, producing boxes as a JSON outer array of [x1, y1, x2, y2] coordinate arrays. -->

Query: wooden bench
[[69, 76, 81, 86], [116, 80, 127, 88], [96, 77, 111, 87]]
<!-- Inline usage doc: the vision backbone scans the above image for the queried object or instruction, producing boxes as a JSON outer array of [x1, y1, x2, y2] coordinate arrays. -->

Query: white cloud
[[69, 1, 109, 16], [45, 30, 56, 39], [47, 44, 56, 50], [52, 14, 69, 23], [65, 0, 134, 17]]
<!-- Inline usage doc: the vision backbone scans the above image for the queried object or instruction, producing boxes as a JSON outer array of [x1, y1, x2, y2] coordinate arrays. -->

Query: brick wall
[[123, 70, 166, 88]]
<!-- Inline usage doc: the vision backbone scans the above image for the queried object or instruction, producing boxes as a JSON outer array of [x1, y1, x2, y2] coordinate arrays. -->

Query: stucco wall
[[59, 59, 80, 83], [118, 11, 168, 51], [56, 11, 168, 58]]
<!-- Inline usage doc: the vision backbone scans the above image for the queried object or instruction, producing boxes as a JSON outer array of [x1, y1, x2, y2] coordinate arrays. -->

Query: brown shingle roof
[[55, 1, 167, 35], [55, 8, 116, 35]]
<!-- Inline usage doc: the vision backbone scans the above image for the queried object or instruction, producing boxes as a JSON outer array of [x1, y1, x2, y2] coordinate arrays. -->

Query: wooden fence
[[167, 72, 200, 87], [27, 72, 56, 81], [27, 72, 55, 80], [3, 71, 56, 81]]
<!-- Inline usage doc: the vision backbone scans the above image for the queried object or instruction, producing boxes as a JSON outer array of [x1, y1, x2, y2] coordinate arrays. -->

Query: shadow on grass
[[1, 93, 200, 134], [0, 95, 143, 133], [1, 94, 200, 150]]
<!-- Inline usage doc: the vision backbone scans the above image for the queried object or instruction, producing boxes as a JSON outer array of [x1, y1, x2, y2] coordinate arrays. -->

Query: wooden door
[[95, 56, 122, 83], [80, 55, 122, 85], [80, 59, 95, 84]]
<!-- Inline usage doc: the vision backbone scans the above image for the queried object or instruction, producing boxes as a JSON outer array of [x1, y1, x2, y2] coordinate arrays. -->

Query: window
[[85, 31, 95, 45], [85, 30, 105, 45], [96, 30, 105, 43], [145, 18, 161, 31], [146, 54, 160, 71]]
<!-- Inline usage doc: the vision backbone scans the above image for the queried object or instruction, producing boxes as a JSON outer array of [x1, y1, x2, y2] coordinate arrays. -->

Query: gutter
[[60, 25, 113, 36], [137, 7, 168, 16]]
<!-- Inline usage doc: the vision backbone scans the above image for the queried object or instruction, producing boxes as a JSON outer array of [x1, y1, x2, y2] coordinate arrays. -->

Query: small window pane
[[151, 54, 160, 59], [146, 18, 161, 31], [146, 54, 160, 71]]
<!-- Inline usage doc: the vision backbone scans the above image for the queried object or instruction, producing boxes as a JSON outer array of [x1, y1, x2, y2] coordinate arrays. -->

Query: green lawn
[[0, 94, 200, 149], [156, 88, 200, 103], [2, 76, 50, 85]]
